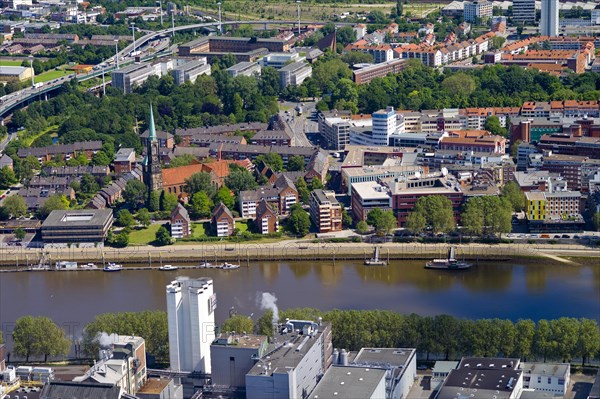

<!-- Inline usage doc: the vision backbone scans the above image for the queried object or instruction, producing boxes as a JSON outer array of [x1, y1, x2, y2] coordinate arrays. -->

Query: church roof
[[148, 103, 157, 142]]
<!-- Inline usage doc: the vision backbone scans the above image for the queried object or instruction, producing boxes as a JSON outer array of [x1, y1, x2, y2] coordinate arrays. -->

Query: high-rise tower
[[540, 0, 559, 36]]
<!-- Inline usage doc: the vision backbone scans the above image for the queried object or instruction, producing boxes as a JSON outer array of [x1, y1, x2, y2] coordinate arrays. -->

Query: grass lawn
[[191, 222, 209, 238], [19, 125, 58, 147], [0, 60, 25, 66], [129, 223, 163, 245], [36, 69, 70, 83], [237, 220, 250, 233]]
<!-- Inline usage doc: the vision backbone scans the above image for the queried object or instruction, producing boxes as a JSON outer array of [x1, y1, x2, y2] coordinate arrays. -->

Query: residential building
[[245, 320, 333, 399], [463, 0, 492, 23], [279, 61, 312, 87], [250, 129, 292, 146], [318, 110, 352, 150], [440, 130, 506, 154], [0, 154, 13, 171], [541, 154, 600, 192], [520, 363, 570, 396], [17, 140, 103, 162], [525, 178, 583, 232], [512, 0, 536, 25], [41, 209, 113, 248], [41, 165, 109, 178], [170, 59, 211, 85], [209, 143, 318, 167], [226, 61, 261, 77], [435, 357, 523, 399], [541, 0, 559, 36], [352, 59, 407, 85], [255, 199, 279, 234], [351, 181, 392, 221], [170, 203, 191, 239], [260, 52, 304, 69], [19, 187, 75, 211], [538, 134, 600, 159], [310, 189, 342, 233], [166, 277, 216, 373], [239, 175, 298, 218], [305, 150, 329, 185], [113, 148, 136, 174], [211, 333, 269, 388], [73, 335, 147, 396], [212, 202, 235, 237], [354, 23, 367, 40]]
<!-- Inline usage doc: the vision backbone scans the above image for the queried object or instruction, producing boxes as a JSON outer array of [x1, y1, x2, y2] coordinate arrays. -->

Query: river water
[[1, 259, 599, 342]]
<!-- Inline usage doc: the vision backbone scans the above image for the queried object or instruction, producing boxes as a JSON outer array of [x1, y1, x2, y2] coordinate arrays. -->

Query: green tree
[[550, 317, 579, 362], [336, 26, 357, 46], [190, 191, 213, 219], [513, 319, 536, 361], [217, 186, 235, 210], [13, 316, 70, 362], [356, 220, 369, 234], [310, 178, 324, 191], [91, 151, 111, 166], [82, 311, 168, 361], [296, 177, 310, 204], [39, 194, 69, 219], [501, 181, 525, 212], [167, 154, 195, 168], [341, 206, 353, 229], [14, 227, 26, 241], [534, 319, 554, 362], [414, 196, 455, 234], [287, 155, 305, 172], [341, 51, 374, 65], [287, 204, 311, 236], [155, 225, 174, 246], [117, 209, 135, 228], [112, 231, 129, 247], [221, 315, 254, 334], [256, 153, 284, 172], [4, 195, 27, 218], [396, 0, 403, 16], [577, 318, 600, 366], [160, 191, 179, 212], [185, 172, 216, 198], [80, 174, 100, 194], [257, 310, 275, 337], [372, 210, 397, 236], [405, 212, 426, 236], [484, 115, 507, 137], [123, 179, 147, 210], [461, 199, 484, 236], [137, 208, 151, 227], [442, 73, 477, 97], [0, 166, 17, 188], [148, 190, 161, 212], [224, 169, 258, 194]]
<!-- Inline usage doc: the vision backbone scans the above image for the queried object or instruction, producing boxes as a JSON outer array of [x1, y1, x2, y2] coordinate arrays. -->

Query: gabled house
[[170, 203, 191, 239], [255, 199, 278, 234], [212, 202, 235, 237]]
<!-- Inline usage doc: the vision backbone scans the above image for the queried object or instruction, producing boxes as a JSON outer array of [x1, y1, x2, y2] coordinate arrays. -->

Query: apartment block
[[170, 58, 211, 85], [309, 189, 342, 233], [279, 61, 312, 87]]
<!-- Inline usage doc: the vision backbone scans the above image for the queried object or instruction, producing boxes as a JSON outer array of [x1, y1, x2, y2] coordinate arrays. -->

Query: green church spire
[[148, 102, 157, 142]]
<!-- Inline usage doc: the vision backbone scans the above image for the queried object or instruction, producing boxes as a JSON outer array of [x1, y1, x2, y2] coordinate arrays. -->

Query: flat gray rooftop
[[353, 348, 415, 369], [309, 366, 386, 399]]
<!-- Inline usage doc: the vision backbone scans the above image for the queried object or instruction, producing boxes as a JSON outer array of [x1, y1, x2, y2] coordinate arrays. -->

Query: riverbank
[[0, 241, 598, 268]]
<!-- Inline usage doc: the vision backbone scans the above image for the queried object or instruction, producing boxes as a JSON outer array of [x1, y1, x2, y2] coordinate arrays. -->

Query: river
[[1, 259, 599, 342]]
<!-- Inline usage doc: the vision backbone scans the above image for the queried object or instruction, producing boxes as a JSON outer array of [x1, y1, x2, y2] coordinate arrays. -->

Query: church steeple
[[148, 102, 157, 142]]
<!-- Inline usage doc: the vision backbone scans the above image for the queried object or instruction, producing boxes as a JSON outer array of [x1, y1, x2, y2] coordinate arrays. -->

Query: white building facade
[[372, 106, 397, 146], [541, 0, 559, 36], [166, 277, 216, 373]]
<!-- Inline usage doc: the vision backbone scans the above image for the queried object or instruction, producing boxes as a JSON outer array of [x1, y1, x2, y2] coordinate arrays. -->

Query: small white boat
[[81, 263, 97, 269], [159, 264, 178, 271], [56, 261, 78, 270], [221, 262, 240, 270], [200, 262, 216, 268], [103, 263, 123, 272], [365, 246, 387, 266]]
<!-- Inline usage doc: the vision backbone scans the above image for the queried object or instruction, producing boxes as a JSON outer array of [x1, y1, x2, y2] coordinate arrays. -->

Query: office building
[[0, 65, 33, 82], [463, 0, 493, 23], [170, 59, 211, 85], [351, 181, 393, 221], [226, 61, 261, 77], [309, 189, 342, 233], [245, 319, 333, 399], [343, 165, 425, 195], [112, 63, 162, 94], [541, 0, 559, 36], [318, 113, 351, 151], [512, 0, 536, 25], [178, 36, 289, 56], [520, 363, 570, 396], [260, 52, 304, 69], [372, 106, 397, 146], [352, 59, 407, 85], [211, 333, 269, 387], [279, 61, 312, 87], [166, 277, 216, 373], [41, 209, 113, 248]]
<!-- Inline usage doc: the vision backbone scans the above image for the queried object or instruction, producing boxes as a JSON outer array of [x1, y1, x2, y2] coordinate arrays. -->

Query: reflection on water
[[0, 260, 598, 342]]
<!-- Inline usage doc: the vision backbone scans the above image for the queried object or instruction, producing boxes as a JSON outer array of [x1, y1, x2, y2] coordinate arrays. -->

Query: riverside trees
[[12, 316, 71, 362]]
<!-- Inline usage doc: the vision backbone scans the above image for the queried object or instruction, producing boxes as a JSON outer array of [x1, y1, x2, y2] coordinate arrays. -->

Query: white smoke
[[96, 332, 119, 348], [259, 292, 279, 324]]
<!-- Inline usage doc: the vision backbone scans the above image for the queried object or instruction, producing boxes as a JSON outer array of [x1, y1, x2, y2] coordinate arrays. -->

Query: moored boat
[[221, 262, 240, 270], [103, 263, 123, 272], [425, 247, 472, 270], [159, 264, 178, 271]]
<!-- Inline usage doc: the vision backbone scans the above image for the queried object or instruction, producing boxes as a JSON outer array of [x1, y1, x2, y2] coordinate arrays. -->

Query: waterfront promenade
[[0, 241, 597, 268]]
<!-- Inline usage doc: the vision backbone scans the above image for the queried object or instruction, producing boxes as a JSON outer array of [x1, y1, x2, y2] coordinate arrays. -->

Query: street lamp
[[171, 9, 175, 38], [101, 65, 106, 96], [28, 55, 34, 87], [158, 0, 163, 25], [114, 39, 119, 69], [130, 22, 136, 55], [217, 2, 222, 35], [296, 1, 301, 37]]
